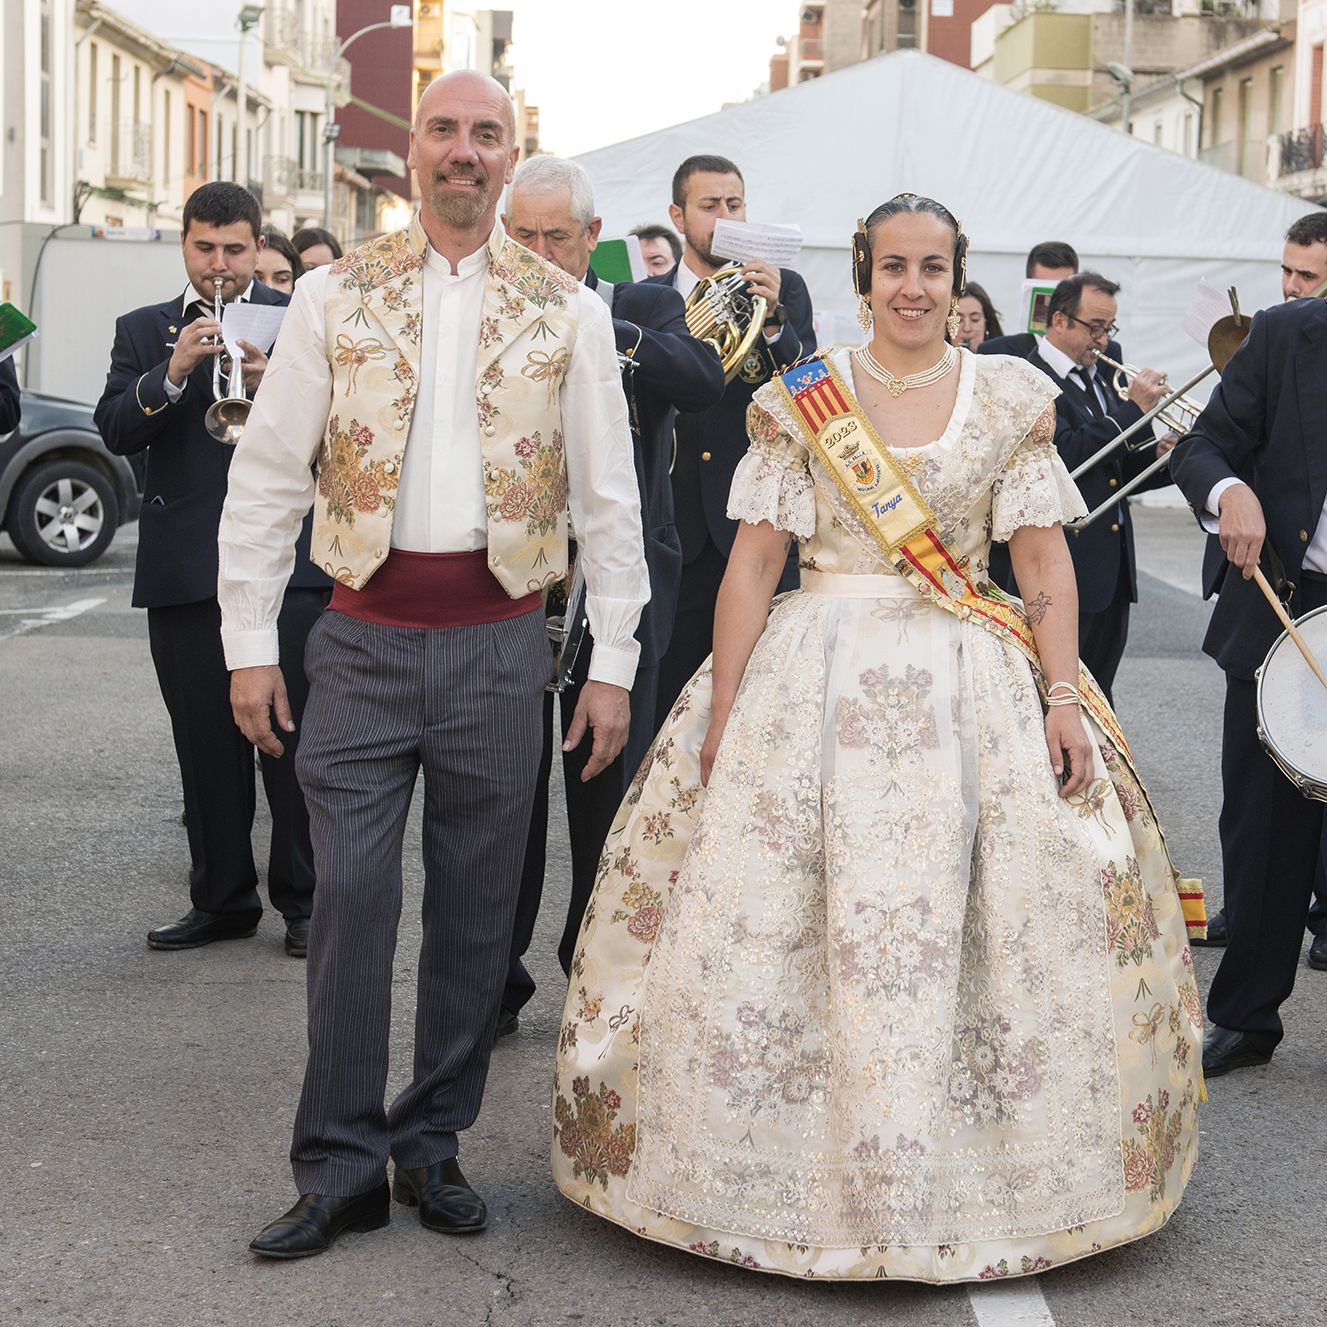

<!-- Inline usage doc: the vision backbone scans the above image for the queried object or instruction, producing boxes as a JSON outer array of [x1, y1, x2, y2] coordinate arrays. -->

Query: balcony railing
[[106, 120, 153, 186], [1278, 124, 1327, 176], [265, 5, 347, 81], [264, 155, 324, 204]]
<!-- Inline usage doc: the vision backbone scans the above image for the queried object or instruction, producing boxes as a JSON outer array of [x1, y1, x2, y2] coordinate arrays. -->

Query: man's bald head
[[408, 69, 520, 239], [415, 70, 516, 142]]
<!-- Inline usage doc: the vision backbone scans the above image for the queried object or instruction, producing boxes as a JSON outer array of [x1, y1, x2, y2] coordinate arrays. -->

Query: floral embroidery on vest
[[318, 415, 401, 525]]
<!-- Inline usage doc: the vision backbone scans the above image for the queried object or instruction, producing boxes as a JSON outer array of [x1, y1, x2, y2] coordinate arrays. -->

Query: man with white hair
[[499, 156, 724, 1028], [221, 72, 649, 1258]]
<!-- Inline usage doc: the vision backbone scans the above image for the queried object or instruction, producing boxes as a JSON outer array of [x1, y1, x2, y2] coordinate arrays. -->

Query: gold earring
[[857, 294, 872, 333], [946, 297, 961, 342]]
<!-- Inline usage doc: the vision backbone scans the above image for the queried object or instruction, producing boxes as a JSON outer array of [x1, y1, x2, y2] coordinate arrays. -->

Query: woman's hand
[[1045, 706, 1094, 797], [699, 714, 728, 787]]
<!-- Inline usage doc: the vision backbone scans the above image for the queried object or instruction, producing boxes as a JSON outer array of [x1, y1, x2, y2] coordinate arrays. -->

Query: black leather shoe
[[392, 1158, 487, 1234], [1203, 1025, 1273, 1078], [1308, 932, 1327, 970], [1191, 907, 1227, 947], [249, 1181, 390, 1259], [284, 918, 311, 958], [495, 1006, 519, 1039], [147, 908, 259, 950]]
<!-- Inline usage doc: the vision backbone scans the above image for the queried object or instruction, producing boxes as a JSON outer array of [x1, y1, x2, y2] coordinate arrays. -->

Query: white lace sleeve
[[990, 404, 1087, 541], [726, 401, 816, 538]]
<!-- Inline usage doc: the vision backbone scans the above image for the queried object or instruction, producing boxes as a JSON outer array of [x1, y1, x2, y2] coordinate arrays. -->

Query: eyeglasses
[[1065, 314, 1119, 340]]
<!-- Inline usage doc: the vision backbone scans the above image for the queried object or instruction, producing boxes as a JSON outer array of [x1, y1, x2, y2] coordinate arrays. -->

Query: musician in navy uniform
[[498, 157, 725, 1028], [94, 182, 330, 957], [1171, 293, 1327, 1078], [649, 154, 816, 727], [989, 273, 1171, 703]]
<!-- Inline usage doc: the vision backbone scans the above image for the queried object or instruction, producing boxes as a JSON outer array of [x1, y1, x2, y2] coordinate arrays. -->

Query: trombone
[[1067, 291, 1251, 530], [204, 276, 252, 445]]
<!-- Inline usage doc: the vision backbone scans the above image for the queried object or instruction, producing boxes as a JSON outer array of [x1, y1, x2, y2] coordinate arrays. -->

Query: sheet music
[[710, 218, 804, 267], [221, 302, 286, 363], [1182, 279, 1236, 348]]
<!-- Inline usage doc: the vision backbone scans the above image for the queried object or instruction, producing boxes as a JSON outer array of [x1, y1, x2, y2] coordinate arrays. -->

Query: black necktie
[[1073, 366, 1103, 418]]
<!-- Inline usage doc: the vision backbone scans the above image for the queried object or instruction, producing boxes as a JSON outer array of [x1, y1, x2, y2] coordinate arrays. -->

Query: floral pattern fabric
[[552, 348, 1202, 1282], [310, 213, 581, 594]]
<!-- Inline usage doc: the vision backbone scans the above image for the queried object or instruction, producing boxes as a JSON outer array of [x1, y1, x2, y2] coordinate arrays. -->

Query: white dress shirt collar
[[422, 225, 500, 279], [1037, 336, 1090, 384], [674, 256, 706, 301]]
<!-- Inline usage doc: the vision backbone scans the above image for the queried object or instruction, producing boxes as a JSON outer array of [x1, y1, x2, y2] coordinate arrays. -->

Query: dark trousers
[[291, 608, 548, 1196], [147, 589, 326, 921], [656, 534, 798, 731], [1208, 577, 1327, 1047], [503, 653, 659, 1012], [1079, 550, 1130, 706]]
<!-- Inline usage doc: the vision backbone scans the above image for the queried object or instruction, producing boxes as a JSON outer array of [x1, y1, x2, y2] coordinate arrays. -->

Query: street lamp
[[236, 5, 263, 190], [323, 4, 413, 229]]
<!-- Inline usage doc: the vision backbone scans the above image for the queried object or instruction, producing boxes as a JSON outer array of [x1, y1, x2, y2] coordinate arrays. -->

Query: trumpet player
[[651, 154, 817, 725], [94, 182, 330, 957], [990, 273, 1174, 702]]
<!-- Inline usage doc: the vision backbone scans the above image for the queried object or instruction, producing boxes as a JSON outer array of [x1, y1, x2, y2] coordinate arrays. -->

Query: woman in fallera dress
[[552, 194, 1203, 1282]]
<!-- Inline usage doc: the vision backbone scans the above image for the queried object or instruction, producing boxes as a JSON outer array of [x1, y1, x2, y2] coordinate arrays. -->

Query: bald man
[[225, 71, 648, 1258]]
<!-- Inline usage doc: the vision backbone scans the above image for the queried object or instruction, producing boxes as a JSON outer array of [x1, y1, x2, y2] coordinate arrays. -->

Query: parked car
[[1, 390, 143, 567]]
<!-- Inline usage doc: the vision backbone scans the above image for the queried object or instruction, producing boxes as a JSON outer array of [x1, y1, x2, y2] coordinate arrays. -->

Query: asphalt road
[[1, 508, 1323, 1327]]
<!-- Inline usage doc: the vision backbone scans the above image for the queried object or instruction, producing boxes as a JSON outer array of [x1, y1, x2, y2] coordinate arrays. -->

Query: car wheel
[[7, 459, 120, 567]]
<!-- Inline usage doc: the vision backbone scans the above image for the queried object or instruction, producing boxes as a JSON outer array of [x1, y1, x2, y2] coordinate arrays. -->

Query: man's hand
[[1126, 366, 1167, 413], [742, 260, 782, 311], [1154, 430, 1180, 460], [1217, 482, 1266, 579], [235, 339, 270, 393], [230, 664, 294, 757], [563, 680, 630, 782], [167, 317, 223, 387]]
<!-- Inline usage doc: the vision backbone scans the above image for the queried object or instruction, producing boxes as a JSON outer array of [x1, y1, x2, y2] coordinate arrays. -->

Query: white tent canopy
[[573, 49, 1317, 393]]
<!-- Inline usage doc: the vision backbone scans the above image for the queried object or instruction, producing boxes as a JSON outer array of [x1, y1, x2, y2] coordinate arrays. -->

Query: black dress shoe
[[392, 1158, 487, 1234], [249, 1181, 390, 1259], [284, 918, 311, 958], [1191, 907, 1227, 947], [495, 1006, 519, 1039], [1203, 1025, 1273, 1078], [1308, 932, 1327, 971], [147, 908, 259, 951]]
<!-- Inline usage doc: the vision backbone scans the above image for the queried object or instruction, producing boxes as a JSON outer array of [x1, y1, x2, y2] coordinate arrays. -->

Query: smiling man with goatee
[[219, 70, 648, 1260]]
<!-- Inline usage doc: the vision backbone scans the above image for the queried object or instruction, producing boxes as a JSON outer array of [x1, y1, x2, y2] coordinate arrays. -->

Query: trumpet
[[204, 277, 252, 445], [1091, 350, 1204, 442], [1067, 294, 1252, 529]]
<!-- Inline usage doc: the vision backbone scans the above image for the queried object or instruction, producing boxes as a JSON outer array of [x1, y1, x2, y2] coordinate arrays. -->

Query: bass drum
[[1255, 602, 1327, 802]]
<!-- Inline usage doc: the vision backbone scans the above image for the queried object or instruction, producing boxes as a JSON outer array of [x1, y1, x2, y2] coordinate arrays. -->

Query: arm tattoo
[[1027, 590, 1052, 626]]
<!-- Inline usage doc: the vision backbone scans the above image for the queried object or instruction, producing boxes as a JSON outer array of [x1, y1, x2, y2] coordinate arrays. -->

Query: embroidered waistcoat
[[311, 213, 582, 595]]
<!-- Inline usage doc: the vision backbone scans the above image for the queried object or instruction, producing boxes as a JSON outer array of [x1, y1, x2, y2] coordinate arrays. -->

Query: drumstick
[[1252, 565, 1327, 691]]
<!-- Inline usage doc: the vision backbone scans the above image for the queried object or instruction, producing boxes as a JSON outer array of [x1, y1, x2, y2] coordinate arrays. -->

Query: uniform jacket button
[[1110, 522, 1121, 533], [701, 450, 712, 461], [1108, 477, 1118, 488], [1300, 529, 1310, 542]]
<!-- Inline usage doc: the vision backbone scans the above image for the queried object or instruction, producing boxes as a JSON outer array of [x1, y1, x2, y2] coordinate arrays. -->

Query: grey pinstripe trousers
[[291, 606, 550, 1196]]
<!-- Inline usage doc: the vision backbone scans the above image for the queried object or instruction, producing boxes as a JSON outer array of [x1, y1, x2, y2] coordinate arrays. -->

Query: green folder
[[590, 237, 646, 284], [0, 302, 37, 363]]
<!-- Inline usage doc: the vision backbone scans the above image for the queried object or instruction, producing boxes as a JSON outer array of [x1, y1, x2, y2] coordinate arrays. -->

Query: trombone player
[[991, 272, 1173, 703], [94, 182, 330, 957]]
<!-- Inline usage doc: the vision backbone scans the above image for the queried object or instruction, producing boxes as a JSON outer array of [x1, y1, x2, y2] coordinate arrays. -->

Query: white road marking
[[0, 597, 106, 640], [967, 1281, 1057, 1326]]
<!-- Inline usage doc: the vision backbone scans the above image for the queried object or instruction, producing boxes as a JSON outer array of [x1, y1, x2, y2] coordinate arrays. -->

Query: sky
[[109, 1, 798, 157]]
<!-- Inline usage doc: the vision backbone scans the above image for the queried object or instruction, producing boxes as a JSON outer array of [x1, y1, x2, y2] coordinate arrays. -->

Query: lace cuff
[[727, 445, 816, 538], [991, 406, 1087, 541]]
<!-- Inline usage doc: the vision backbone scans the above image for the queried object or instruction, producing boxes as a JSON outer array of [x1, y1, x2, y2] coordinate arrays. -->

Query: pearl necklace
[[854, 342, 958, 398]]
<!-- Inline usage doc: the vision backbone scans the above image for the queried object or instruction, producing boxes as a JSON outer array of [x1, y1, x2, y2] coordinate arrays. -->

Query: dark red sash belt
[[328, 548, 541, 628]]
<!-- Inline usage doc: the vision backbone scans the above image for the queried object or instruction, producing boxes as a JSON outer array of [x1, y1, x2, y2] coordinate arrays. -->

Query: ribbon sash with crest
[[776, 352, 1206, 939]]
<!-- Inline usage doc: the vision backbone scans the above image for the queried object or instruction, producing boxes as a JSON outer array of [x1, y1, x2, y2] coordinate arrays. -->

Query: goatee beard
[[428, 177, 490, 229]]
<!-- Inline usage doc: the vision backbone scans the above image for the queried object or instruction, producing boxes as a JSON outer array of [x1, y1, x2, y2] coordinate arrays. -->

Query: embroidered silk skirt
[[552, 572, 1201, 1282]]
